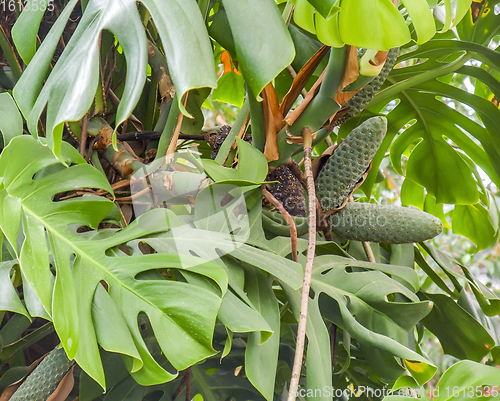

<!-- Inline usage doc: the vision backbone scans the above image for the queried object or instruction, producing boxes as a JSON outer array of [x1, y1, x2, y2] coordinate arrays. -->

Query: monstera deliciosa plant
[[1, 0, 500, 400]]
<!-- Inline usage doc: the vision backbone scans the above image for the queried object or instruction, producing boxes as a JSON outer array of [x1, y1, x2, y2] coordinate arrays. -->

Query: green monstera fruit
[[316, 116, 387, 210], [330, 202, 443, 244], [10, 346, 73, 401], [335, 47, 400, 126]]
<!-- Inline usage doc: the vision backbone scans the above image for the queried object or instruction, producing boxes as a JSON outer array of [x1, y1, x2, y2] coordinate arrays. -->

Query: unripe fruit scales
[[316, 116, 387, 210], [334, 47, 400, 126], [330, 202, 443, 244], [314, 115, 443, 243], [10, 346, 73, 401]]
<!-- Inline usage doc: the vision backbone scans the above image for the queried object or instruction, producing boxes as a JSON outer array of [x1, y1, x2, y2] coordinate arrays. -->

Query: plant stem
[[284, 160, 334, 241], [79, 113, 89, 157], [166, 93, 188, 156], [281, 1, 295, 25], [362, 241, 376, 263], [214, 101, 250, 165], [286, 65, 308, 98], [288, 127, 317, 401], [262, 187, 298, 262], [155, 94, 180, 159], [0, 24, 22, 81], [348, 195, 375, 263]]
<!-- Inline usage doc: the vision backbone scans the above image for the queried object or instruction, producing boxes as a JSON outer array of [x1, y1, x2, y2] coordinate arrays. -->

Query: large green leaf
[[244, 268, 280, 401], [420, 292, 495, 361], [211, 71, 245, 108], [294, 0, 470, 49], [83, 329, 265, 400], [434, 360, 500, 401], [452, 203, 498, 251], [338, 0, 410, 49], [422, 243, 500, 317], [457, 0, 500, 45], [284, 285, 333, 401], [0, 136, 231, 388], [341, 38, 500, 247], [13, 0, 216, 160], [11, 4, 46, 64], [284, 255, 436, 388], [220, 0, 295, 96], [0, 92, 23, 147], [0, 260, 28, 319], [349, 40, 500, 194], [145, 232, 303, 290]]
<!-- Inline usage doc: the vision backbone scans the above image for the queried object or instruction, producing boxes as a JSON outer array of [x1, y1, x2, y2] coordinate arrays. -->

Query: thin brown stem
[[107, 90, 143, 131], [185, 368, 191, 401], [286, 65, 308, 99], [166, 93, 189, 156], [317, 205, 334, 241], [79, 113, 89, 157], [288, 127, 317, 401], [116, 186, 151, 202], [114, 202, 127, 229], [85, 137, 99, 162], [172, 370, 189, 400], [347, 196, 376, 263], [58, 191, 114, 201], [325, 135, 334, 147], [117, 131, 207, 141], [262, 187, 298, 263], [111, 179, 131, 191], [285, 160, 334, 241]]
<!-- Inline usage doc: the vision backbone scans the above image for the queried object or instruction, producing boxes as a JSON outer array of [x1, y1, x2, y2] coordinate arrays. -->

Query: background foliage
[[0, 0, 500, 400]]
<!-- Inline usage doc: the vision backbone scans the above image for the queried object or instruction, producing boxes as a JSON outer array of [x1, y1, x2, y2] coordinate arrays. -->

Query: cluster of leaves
[[0, 0, 500, 400]]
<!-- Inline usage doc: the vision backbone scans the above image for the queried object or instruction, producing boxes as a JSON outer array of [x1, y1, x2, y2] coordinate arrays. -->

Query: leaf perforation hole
[[229, 226, 242, 235], [380, 99, 401, 115], [343, 265, 356, 274], [396, 57, 428, 69], [116, 244, 132, 256], [135, 312, 185, 377], [220, 193, 235, 207], [138, 312, 149, 332], [52, 187, 108, 202], [386, 292, 412, 303], [99, 279, 109, 291], [104, 244, 133, 257], [134, 269, 168, 281], [189, 249, 200, 258], [76, 225, 92, 233], [138, 241, 155, 255]]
